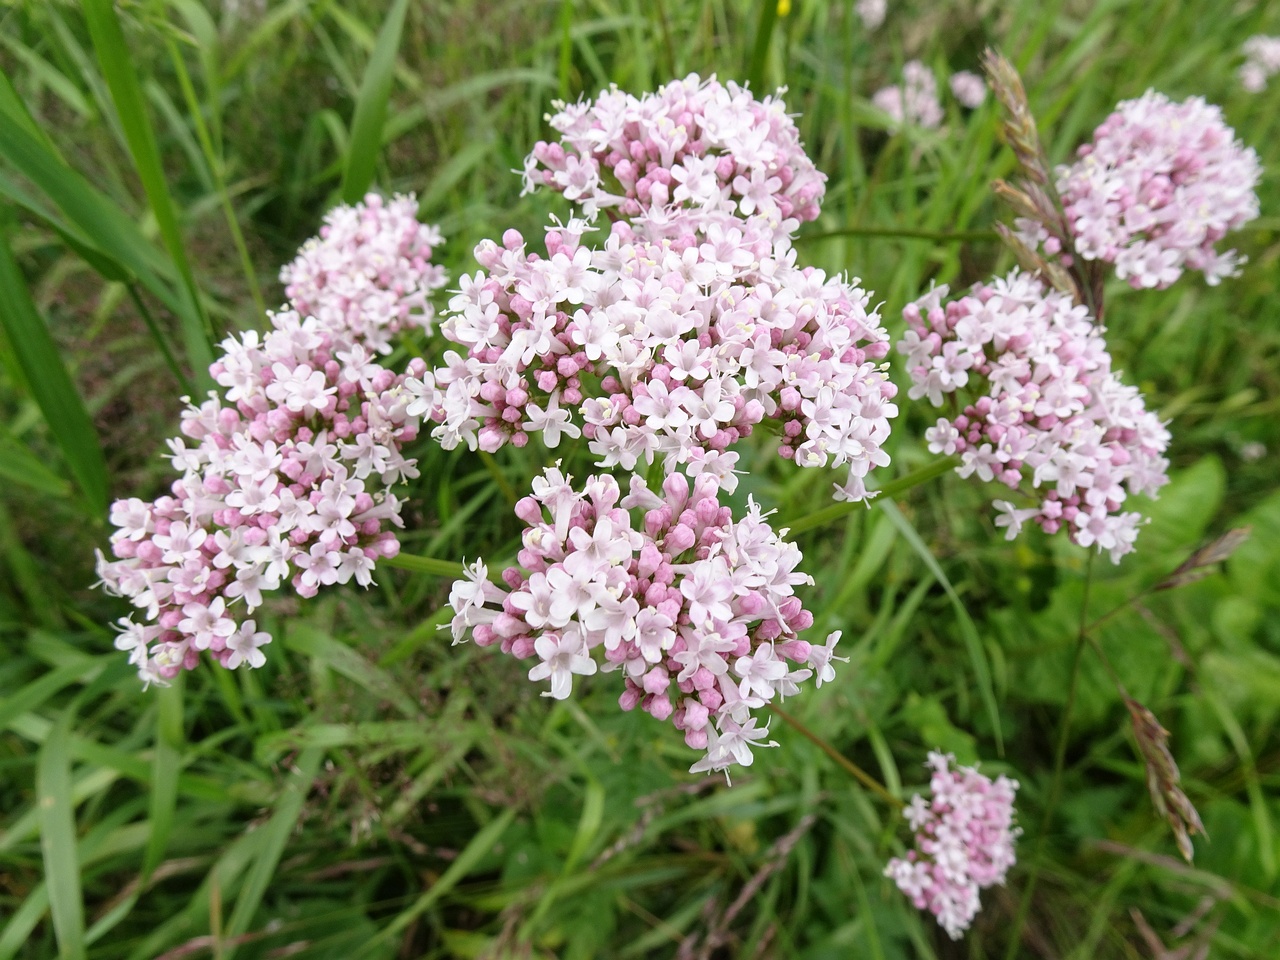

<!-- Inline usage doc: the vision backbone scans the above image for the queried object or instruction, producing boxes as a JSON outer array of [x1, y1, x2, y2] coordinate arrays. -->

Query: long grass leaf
[[879, 501, 1005, 753], [80, 0, 215, 367], [0, 228, 108, 512], [0, 76, 207, 387], [221, 746, 323, 955], [37, 710, 86, 960], [284, 624, 423, 718], [143, 680, 184, 878], [363, 807, 516, 952], [338, 0, 409, 203]]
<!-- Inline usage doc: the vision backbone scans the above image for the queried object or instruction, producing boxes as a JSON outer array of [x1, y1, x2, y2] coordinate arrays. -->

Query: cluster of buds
[[885, 752, 1021, 939], [899, 270, 1170, 562], [98, 197, 446, 682], [408, 215, 897, 502], [524, 73, 826, 236], [448, 466, 844, 778]]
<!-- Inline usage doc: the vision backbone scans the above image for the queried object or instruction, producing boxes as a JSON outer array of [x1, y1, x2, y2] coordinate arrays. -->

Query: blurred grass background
[[1, 0, 1278, 957]]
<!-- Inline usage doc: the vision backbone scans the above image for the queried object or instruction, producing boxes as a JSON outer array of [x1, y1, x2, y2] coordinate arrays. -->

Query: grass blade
[[222, 746, 323, 956], [143, 680, 184, 878], [0, 226, 108, 512], [879, 500, 1005, 753], [80, 0, 215, 368], [37, 709, 86, 960], [338, 0, 409, 203], [362, 807, 517, 953]]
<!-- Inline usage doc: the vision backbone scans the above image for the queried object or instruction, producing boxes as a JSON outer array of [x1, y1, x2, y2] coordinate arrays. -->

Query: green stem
[[769, 704, 901, 808], [167, 39, 266, 321], [798, 226, 999, 244], [1004, 557, 1093, 960], [127, 282, 192, 395], [745, 0, 778, 92], [383, 551, 510, 584], [785, 455, 959, 536], [479, 450, 518, 506]]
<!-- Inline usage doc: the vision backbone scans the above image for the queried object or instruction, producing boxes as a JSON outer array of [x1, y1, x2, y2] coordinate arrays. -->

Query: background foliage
[[1, 0, 1278, 957]]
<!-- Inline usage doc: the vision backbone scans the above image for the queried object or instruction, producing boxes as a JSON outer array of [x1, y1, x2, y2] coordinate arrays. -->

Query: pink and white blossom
[[898, 270, 1170, 562], [885, 751, 1020, 939], [448, 466, 839, 778], [1053, 92, 1260, 288]]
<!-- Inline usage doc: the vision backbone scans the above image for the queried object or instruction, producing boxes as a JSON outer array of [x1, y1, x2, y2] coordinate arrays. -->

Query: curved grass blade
[[879, 500, 1004, 753], [221, 747, 323, 957], [338, 0, 410, 203], [37, 709, 86, 960], [0, 228, 108, 513], [80, 0, 214, 364]]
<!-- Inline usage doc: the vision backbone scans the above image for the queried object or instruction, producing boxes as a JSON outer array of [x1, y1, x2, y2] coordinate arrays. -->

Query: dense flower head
[[1239, 36, 1280, 93], [1054, 91, 1261, 288], [523, 73, 826, 237], [281, 192, 447, 353], [898, 270, 1170, 562], [448, 465, 844, 778], [885, 751, 1020, 940], [855, 0, 886, 31], [97, 308, 427, 685], [872, 60, 943, 130], [949, 70, 986, 109], [408, 216, 897, 502]]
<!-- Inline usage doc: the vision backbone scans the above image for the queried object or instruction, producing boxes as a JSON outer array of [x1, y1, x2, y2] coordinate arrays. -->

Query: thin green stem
[[479, 450, 519, 507], [768, 703, 901, 808], [798, 226, 1000, 244], [383, 551, 510, 584], [745, 0, 778, 92], [126, 282, 192, 394], [167, 39, 266, 321], [1004, 556, 1093, 960], [785, 455, 959, 536]]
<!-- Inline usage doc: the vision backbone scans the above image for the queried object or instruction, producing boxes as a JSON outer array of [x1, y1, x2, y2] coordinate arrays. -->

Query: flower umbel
[[885, 751, 1021, 940], [447, 465, 842, 778]]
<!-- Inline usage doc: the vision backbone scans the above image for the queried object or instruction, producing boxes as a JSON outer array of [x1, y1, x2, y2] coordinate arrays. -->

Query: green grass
[[1, 0, 1279, 957]]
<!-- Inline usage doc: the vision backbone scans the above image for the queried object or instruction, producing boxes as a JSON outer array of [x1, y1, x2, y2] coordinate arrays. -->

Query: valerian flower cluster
[[97, 194, 443, 684], [406, 214, 897, 502], [448, 465, 844, 778], [1053, 91, 1261, 288], [523, 74, 826, 235], [281, 192, 447, 353], [899, 269, 1170, 562], [885, 752, 1020, 939]]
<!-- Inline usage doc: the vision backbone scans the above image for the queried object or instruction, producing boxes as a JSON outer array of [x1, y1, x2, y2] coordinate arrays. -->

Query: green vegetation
[[1, 1, 1278, 957]]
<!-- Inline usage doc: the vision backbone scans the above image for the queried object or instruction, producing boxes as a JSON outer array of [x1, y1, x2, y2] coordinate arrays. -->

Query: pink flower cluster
[[872, 61, 944, 130], [1240, 36, 1280, 93], [1054, 91, 1261, 288], [98, 196, 447, 684], [281, 192, 447, 353], [409, 215, 897, 502], [97, 311, 427, 684], [948, 70, 986, 109], [523, 74, 826, 236], [898, 270, 1170, 562], [448, 465, 844, 778], [885, 752, 1020, 940]]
